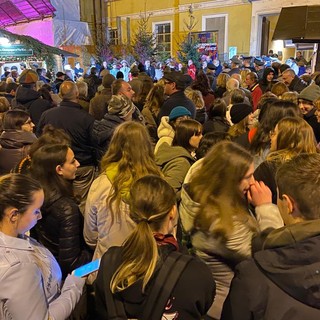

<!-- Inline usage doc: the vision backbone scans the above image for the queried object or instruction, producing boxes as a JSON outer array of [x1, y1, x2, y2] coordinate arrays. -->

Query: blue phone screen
[[73, 259, 101, 277]]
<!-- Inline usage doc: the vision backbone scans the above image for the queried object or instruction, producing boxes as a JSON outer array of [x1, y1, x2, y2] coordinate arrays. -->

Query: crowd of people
[[0, 50, 320, 320]]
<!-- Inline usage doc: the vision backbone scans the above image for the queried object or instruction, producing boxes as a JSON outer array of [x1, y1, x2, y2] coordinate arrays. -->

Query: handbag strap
[[104, 248, 127, 320], [141, 251, 193, 320]]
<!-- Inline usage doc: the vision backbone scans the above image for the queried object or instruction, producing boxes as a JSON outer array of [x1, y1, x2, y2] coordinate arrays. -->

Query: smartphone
[[72, 259, 101, 277]]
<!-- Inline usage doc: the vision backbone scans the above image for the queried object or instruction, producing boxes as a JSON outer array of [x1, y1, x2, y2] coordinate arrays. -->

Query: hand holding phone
[[72, 259, 101, 277]]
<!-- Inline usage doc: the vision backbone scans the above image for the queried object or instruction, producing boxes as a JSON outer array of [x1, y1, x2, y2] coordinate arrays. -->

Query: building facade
[[80, 0, 319, 63]]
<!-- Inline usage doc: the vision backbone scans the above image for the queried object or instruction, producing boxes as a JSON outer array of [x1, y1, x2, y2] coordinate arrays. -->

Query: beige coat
[[84, 173, 135, 283]]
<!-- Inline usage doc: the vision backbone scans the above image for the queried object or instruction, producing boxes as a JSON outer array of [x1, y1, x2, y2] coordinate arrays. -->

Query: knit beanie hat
[[102, 74, 115, 88], [19, 69, 38, 84], [108, 95, 135, 118], [169, 106, 191, 121], [230, 103, 252, 124], [299, 84, 320, 102]]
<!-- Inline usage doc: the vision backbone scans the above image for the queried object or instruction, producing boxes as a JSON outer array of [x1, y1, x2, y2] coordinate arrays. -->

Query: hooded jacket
[[14, 85, 52, 127], [155, 143, 195, 196], [154, 116, 175, 154], [0, 130, 37, 174], [222, 220, 320, 320]]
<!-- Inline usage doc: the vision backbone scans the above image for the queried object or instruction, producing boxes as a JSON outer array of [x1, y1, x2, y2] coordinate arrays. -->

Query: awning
[[273, 5, 320, 42], [0, 28, 78, 57], [0, 0, 55, 27]]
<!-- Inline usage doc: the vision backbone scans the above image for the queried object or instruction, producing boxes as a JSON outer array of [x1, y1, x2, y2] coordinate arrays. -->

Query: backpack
[[105, 250, 193, 320]]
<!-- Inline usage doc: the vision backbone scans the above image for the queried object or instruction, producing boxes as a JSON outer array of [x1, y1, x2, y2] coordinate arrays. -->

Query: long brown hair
[[110, 175, 176, 293], [267, 117, 318, 162], [189, 141, 257, 239], [100, 122, 161, 224]]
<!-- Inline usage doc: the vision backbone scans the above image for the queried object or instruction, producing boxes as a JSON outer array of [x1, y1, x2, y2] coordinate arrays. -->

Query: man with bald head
[[37, 80, 98, 212]]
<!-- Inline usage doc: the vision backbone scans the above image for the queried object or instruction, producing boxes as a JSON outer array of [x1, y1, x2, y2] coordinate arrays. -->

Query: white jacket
[[0, 232, 84, 320]]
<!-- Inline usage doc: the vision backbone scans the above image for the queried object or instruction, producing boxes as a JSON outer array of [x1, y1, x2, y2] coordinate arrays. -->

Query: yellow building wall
[[80, 0, 252, 61]]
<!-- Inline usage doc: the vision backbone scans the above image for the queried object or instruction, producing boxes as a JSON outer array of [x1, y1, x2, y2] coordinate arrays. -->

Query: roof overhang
[[0, 0, 56, 28], [0, 28, 78, 57], [273, 5, 320, 42]]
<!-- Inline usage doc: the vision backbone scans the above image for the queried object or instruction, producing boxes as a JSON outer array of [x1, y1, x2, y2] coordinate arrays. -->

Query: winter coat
[[222, 220, 320, 320], [84, 171, 135, 284], [14, 85, 52, 127], [93, 113, 124, 159], [0, 232, 85, 320], [288, 75, 308, 93], [37, 100, 97, 166], [304, 108, 320, 142], [179, 184, 284, 319], [141, 107, 159, 143], [158, 91, 196, 120], [84, 74, 102, 99], [155, 143, 195, 197], [195, 107, 207, 124], [95, 244, 215, 320], [35, 190, 92, 279], [203, 116, 230, 134], [0, 130, 37, 174], [248, 83, 263, 111], [202, 92, 215, 113], [89, 88, 112, 120], [154, 116, 175, 154], [78, 96, 90, 112]]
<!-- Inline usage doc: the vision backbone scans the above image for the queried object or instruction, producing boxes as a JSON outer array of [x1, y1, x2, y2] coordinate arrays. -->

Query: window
[[154, 22, 171, 55], [109, 29, 119, 45], [203, 14, 228, 61]]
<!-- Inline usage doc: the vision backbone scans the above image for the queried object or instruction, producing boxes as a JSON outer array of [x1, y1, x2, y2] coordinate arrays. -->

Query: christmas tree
[[177, 5, 201, 69], [177, 35, 201, 69], [132, 13, 157, 63]]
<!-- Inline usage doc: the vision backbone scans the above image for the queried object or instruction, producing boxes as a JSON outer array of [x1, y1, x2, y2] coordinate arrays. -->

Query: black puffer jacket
[[0, 130, 37, 174], [14, 85, 52, 127], [35, 190, 92, 279]]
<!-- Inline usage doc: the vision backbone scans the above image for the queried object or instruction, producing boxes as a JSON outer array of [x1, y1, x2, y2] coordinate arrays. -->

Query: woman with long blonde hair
[[95, 175, 215, 319], [180, 141, 283, 319], [84, 121, 161, 283], [254, 116, 318, 203]]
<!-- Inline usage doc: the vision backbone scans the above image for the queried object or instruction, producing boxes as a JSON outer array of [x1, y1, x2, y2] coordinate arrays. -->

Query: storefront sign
[[0, 44, 33, 57]]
